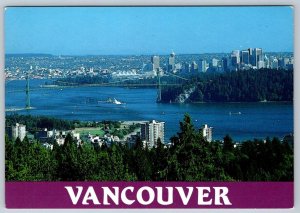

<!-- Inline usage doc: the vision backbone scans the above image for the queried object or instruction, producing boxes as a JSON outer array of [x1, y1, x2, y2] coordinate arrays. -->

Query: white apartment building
[[12, 123, 26, 141], [141, 120, 165, 147], [202, 124, 213, 142]]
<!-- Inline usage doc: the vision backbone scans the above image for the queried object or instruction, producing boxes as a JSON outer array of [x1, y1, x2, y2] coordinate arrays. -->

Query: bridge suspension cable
[[156, 70, 189, 102], [164, 72, 189, 81]]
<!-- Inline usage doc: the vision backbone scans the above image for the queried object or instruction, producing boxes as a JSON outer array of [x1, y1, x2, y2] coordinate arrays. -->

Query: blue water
[[5, 79, 294, 141]]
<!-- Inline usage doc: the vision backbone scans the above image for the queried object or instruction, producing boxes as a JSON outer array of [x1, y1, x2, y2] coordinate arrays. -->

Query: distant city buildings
[[199, 59, 207, 72], [231, 50, 240, 71], [168, 51, 176, 73], [141, 120, 165, 147], [191, 61, 198, 72], [5, 49, 293, 81], [151, 55, 160, 71], [221, 57, 228, 72], [241, 50, 249, 65], [271, 59, 279, 69], [212, 58, 219, 67], [226, 47, 293, 71], [253, 48, 263, 68]]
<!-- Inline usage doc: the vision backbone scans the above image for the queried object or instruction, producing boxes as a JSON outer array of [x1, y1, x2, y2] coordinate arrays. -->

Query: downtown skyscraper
[[168, 51, 176, 72], [151, 55, 160, 71]]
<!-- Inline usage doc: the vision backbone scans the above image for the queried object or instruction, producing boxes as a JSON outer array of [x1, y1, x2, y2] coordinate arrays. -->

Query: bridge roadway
[[6, 83, 182, 93]]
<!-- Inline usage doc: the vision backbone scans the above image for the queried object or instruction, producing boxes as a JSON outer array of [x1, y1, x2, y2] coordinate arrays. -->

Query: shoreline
[[159, 100, 293, 104]]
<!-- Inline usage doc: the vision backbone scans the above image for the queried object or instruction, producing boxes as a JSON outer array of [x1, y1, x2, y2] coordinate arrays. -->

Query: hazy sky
[[5, 6, 294, 55]]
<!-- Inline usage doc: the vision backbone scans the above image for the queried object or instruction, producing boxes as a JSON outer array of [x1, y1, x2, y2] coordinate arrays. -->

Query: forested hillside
[[161, 69, 293, 103]]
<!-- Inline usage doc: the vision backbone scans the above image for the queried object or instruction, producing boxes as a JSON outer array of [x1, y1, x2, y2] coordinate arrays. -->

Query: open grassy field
[[75, 127, 105, 136]]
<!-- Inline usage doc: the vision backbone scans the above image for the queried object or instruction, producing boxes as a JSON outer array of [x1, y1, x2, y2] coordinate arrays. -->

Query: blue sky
[[5, 6, 294, 55]]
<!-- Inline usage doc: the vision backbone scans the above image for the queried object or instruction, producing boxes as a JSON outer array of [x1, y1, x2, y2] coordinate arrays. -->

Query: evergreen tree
[[133, 137, 152, 180]]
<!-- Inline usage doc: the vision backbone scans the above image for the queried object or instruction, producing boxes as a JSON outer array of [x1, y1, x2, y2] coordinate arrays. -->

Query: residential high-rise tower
[[141, 120, 165, 147]]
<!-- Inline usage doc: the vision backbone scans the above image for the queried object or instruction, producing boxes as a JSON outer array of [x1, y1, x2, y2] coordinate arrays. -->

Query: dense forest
[[52, 75, 183, 87], [6, 114, 75, 132], [53, 75, 110, 86], [6, 114, 293, 181], [6, 114, 123, 132], [161, 69, 293, 103]]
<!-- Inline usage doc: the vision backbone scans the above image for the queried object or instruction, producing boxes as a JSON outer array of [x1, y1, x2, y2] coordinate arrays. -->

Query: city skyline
[[4, 49, 294, 57], [5, 6, 293, 55]]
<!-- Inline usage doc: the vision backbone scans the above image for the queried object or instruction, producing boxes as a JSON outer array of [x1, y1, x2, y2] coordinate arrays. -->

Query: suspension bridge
[[6, 70, 189, 110]]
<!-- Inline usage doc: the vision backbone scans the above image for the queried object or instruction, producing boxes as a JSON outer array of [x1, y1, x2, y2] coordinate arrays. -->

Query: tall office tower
[[201, 124, 213, 142], [231, 50, 240, 70], [256, 48, 263, 64], [212, 58, 219, 67], [12, 123, 26, 141], [270, 58, 279, 70], [221, 57, 228, 72], [252, 48, 263, 67], [191, 61, 198, 72], [151, 55, 160, 71], [199, 59, 207, 72], [232, 50, 240, 63], [241, 50, 250, 64], [283, 58, 290, 69], [141, 120, 165, 147], [264, 54, 270, 68], [248, 48, 254, 66], [168, 51, 175, 72]]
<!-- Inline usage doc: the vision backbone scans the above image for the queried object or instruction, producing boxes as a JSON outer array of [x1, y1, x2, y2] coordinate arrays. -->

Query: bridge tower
[[156, 68, 162, 102], [25, 72, 31, 109]]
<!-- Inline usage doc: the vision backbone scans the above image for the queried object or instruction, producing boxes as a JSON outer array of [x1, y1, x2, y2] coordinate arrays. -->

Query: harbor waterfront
[[5, 79, 293, 142], [4, 6, 295, 209]]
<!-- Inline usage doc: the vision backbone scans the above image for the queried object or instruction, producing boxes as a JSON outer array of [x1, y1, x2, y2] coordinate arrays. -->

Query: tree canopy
[[161, 69, 293, 103], [5, 114, 293, 181]]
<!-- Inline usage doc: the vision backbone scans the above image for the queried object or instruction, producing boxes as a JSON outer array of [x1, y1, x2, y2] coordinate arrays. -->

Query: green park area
[[75, 127, 105, 137]]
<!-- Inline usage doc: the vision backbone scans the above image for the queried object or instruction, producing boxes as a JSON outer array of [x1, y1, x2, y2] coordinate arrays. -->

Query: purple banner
[[6, 182, 293, 208]]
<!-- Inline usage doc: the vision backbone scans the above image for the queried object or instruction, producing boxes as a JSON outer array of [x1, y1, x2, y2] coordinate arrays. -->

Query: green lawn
[[75, 128, 105, 137]]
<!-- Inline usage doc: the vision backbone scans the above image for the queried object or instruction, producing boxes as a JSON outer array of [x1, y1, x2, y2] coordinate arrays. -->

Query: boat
[[113, 98, 122, 105], [39, 84, 59, 88], [229, 112, 242, 115], [99, 98, 124, 105]]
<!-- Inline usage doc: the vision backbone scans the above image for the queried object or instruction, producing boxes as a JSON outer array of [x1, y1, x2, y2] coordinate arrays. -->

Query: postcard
[[4, 6, 294, 208]]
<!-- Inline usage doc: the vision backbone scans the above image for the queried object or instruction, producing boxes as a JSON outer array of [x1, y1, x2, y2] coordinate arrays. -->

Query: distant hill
[[5, 53, 54, 57]]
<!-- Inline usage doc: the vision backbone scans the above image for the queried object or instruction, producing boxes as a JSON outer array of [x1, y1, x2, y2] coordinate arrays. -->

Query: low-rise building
[[35, 128, 81, 146]]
